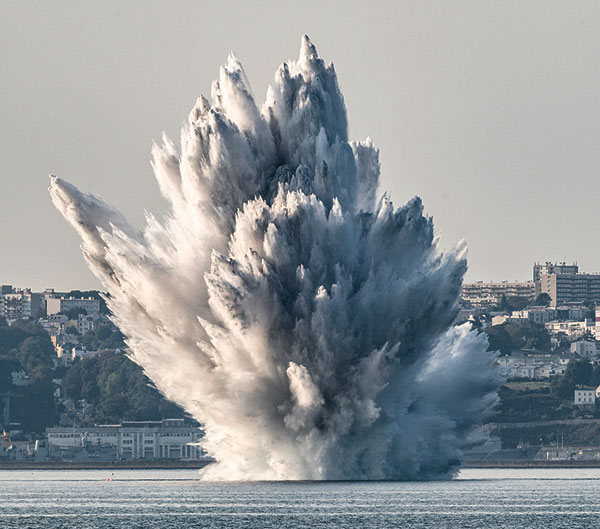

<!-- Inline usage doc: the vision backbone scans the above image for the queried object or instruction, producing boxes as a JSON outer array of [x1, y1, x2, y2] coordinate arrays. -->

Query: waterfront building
[[46, 419, 205, 460]]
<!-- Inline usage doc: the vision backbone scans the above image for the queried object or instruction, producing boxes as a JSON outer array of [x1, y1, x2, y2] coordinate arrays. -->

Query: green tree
[[62, 351, 185, 425], [60, 307, 87, 321], [17, 377, 58, 432], [534, 293, 551, 306], [551, 359, 597, 399], [18, 336, 55, 381], [497, 295, 531, 312], [484, 321, 551, 353]]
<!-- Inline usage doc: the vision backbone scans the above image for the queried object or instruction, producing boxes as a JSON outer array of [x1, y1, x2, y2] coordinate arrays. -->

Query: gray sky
[[2, 0, 600, 291]]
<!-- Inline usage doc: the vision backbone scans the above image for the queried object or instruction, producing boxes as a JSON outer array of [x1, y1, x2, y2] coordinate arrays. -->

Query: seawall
[[0, 459, 211, 470]]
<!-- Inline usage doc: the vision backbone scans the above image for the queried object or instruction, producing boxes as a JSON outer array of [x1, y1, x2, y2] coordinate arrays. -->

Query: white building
[[496, 352, 571, 379], [538, 272, 600, 307], [574, 389, 596, 407], [0, 286, 43, 322], [571, 341, 598, 358], [511, 307, 557, 325], [46, 419, 205, 460], [491, 313, 511, 326], [461, 281, 535, 306], [545, 320, 594, 339], [46, 297, 100, 316]]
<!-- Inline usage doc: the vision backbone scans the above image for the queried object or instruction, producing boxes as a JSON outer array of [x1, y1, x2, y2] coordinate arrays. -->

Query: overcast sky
[[2, 1, 600, 291]]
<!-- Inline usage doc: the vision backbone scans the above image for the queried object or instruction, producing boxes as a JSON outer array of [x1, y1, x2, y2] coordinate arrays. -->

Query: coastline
[[1, 459, 600, 471], [0, 460, 211, 470], [462, 460, 600, 468]]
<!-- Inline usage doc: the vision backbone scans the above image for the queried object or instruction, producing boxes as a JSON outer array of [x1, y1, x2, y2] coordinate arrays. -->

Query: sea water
[[1, 468, 599, 528]]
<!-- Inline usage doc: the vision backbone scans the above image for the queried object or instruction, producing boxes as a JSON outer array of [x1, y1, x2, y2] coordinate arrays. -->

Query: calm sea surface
[[1, 468, 600, 528]]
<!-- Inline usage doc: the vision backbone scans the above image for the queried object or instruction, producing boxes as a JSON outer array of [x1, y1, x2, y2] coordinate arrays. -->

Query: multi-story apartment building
[[461, 281, 535, 305], [533, 262, 579, 283], [1, 286, 103, 322], [46, 296, 100, 316], [0, 285, 43, 322], [46, 419, 205, 460], [537, 272, 600, 307]]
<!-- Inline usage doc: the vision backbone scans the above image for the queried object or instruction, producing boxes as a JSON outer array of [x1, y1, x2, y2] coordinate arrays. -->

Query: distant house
[[571, 341, 597, 358], [10, 370, 30, 386], [496, 351, 571, 379], [574, 388, 596, 407]]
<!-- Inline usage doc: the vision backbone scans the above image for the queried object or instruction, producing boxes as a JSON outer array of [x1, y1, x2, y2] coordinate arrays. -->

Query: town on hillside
[[460, 261, 600, 462], [0, 286, 205, 463], [2, 260, 600, 463]]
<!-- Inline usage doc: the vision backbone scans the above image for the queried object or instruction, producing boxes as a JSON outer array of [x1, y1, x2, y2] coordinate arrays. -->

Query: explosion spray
[[50, 36, 500, 480]]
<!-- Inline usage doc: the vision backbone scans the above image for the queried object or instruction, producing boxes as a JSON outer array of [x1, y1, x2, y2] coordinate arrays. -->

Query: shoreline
[[1, 460, 600, 470], [0, 460, 211, 470], [462, 460, 600, 468]]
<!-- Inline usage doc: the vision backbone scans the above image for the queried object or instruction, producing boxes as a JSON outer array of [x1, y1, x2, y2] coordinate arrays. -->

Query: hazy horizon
[[2, 1, 600, 291]]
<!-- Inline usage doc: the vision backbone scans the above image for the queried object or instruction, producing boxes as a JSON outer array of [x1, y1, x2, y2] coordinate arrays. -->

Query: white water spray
[[50, 36, 500, 480]]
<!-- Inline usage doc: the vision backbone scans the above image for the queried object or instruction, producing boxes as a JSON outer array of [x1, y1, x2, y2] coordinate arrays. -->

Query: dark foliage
[[484, 321, 551, 353], [63, 352, 185, 425], [534, 293, 551, 306], [0, 317, 185, 432], [0, 320, 58, 431], [551, 359, 600, 399], [496, 295, 531, 313]]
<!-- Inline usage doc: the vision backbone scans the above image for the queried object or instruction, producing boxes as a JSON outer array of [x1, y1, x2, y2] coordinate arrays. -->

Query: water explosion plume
[[50, 36, 500, 480]]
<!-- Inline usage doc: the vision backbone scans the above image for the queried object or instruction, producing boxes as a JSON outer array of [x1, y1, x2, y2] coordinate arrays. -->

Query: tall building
[[0, 285, 43, 322], [537, 272, 600, 307], [533, 262, 579, 283]]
